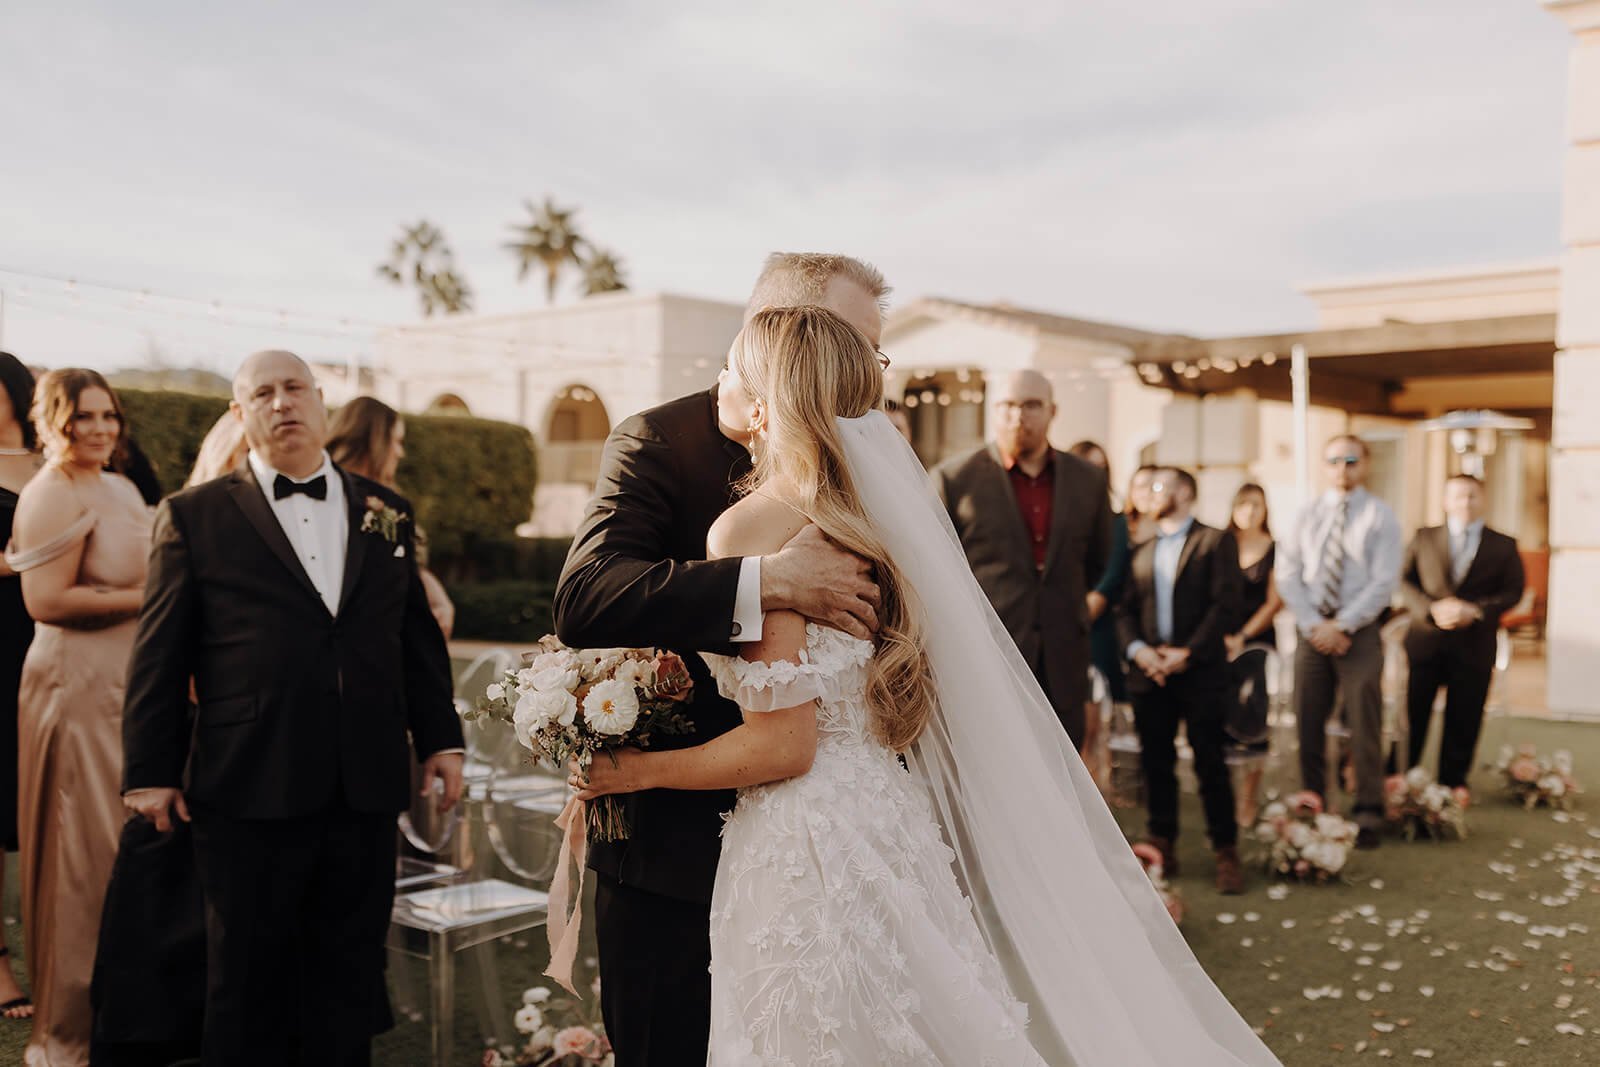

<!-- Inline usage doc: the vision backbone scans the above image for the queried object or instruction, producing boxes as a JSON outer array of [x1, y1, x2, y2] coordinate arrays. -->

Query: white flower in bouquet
[[1405, 766, 1431, 791], [1541, 774, 1567, 798], [1256, 822, 1280, 844], [1262, 801, 1288, 822], [513, 688, 578, 747], [1554, 749, 1574, 776], [611, 658, 649, 688], [1495, 744, 1514, 769], [577, 648, 629, 680], [583, 678, 642, 736], [525, 659, 582, 695], [1287, 822, 1312, 849], [514, 1004, 544, 1034], [522, 986, 552, 1005], [486, 682, 506, 702]]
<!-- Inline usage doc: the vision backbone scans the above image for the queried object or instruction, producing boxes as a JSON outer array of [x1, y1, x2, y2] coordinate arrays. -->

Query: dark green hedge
[[118, 388, 231, 494], [450, 580, 556, 643], [390, 414, 539, 565], [114, 389, 539, 572]]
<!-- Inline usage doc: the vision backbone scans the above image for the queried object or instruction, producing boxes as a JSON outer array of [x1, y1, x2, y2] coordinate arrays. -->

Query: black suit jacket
[[933, 445, 1111, 710], [1400, 524, 1524, 658], [553, 388, 750, 905], [122, 465, 463, 819], [1115, 520, 1242, 695]]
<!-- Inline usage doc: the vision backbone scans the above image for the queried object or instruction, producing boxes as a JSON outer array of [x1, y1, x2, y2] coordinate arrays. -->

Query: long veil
[[836, 411, 1280, 1066]]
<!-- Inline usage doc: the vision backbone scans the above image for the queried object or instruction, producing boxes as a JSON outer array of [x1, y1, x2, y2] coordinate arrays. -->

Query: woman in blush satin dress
[[6, 370, 150, 1067]]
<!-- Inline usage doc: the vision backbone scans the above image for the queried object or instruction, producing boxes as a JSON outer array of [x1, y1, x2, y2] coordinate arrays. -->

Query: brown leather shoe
[[1144, 836, 1179, 879], [1215, 844, 1245, 895]]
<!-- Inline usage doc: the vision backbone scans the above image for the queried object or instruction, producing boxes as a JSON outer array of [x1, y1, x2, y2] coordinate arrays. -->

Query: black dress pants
[[594, 872, 713, 1067], [1406, 631, 1496, 788], [189, 805, 396, 1067], [1132, 676, 1237, 848]]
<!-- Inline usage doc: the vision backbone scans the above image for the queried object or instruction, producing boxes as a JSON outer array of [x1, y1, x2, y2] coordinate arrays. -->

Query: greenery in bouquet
[[1493, 743, 1582, 811], [1130, 842, 1184, 925], [1383, 766, 1469, 841], [483, 984, 612, 1067], [463, 635, 695, 840], [1252, 792, 1358, 884]]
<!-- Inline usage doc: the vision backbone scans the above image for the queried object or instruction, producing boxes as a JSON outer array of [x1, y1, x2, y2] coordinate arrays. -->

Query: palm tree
[[377, 220, 474, 316], [504, 197, 586, 304], [579, 247, 628, 296]]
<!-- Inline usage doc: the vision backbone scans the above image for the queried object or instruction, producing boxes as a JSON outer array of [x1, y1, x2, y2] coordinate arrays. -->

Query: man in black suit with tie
[[1401, 474, 1524, 791], [1114, 468, 1245, 894], [934, 370, 1112, 748], [554, 253, 885, 1066], [121, 350, 466, 1066]]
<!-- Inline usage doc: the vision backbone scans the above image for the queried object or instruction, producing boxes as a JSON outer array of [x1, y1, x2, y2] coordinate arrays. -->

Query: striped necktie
[[1316, 497, 1348, 619]]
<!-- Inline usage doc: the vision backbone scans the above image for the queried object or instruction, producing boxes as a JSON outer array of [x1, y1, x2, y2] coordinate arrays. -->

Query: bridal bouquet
[[1494, 743, 1582, 811], [467, 635, 695, 841], [1383, 767, 1468, 841], [1253, 793, 1358, 883]]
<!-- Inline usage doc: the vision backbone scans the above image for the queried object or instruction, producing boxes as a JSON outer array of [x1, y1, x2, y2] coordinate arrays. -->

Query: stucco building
[[360, 1, 1598, 720]]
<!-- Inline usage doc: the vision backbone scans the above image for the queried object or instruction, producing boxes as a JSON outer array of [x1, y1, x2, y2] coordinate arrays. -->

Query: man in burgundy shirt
[[934, 370, 1112, 746]]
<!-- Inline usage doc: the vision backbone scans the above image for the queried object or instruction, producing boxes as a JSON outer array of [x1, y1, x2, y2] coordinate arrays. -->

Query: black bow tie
[[273, 473, 328, 501]]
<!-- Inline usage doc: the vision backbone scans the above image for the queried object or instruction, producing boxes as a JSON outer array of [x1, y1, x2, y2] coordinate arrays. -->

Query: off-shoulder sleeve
[[701, 630, 873, 713], [4, 512, 96, 573]]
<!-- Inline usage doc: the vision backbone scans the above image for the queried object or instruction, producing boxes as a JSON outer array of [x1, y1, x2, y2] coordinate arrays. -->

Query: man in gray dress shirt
[[1277, 434, 1402, 849]]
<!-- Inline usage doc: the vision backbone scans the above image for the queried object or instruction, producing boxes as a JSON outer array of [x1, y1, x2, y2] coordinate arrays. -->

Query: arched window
[[543, 385, 611, 484], [426, 393, 472, 416]]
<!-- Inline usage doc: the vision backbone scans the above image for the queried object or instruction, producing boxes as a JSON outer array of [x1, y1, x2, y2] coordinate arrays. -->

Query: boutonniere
[[360, 496, 410, 544]]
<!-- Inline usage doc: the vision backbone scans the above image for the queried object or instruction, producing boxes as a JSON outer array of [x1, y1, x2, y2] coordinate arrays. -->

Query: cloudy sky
[[0, 0, 1573, 372]]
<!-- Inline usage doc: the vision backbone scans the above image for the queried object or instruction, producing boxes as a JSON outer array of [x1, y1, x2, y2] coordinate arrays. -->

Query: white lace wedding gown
[[702, 623, 1045, 1066]]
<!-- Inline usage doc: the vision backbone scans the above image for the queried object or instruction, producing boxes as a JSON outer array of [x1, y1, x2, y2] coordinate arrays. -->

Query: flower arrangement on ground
[[482, 985, 612, 1067], [1130, 842, 1184, 925], [1383, 766, 1468, 841], [465, 636, 695, 841], [1494, 744, 1582, 811], [1252, 792, 1358, 883]]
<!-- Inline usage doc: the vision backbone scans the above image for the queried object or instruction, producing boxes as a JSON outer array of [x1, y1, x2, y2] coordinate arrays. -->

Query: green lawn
[[3, 713, 1595, 1065]]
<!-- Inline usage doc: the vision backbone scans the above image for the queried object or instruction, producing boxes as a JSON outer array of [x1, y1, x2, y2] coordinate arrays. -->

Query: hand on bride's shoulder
[[713, 497, 880, 642]]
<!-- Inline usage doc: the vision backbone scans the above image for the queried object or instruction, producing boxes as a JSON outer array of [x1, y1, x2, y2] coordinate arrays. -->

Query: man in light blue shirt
[[1115, 469, 1245, 893], [1277, 434, 1402, 848]]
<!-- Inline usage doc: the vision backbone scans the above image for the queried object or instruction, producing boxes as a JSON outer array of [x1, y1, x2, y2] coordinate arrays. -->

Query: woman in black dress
[[0, 352, 40, 1020], [1223, 483, 1282, 827]]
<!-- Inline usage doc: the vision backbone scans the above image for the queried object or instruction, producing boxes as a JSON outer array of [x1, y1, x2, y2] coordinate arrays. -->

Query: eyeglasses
[[995, 398, 1048, 415], [876, 349, 891, 370], [1325, 455, 1362, 467]]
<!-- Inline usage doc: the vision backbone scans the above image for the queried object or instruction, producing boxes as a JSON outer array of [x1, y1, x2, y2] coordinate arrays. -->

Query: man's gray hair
[[744, 252, 891, 321]]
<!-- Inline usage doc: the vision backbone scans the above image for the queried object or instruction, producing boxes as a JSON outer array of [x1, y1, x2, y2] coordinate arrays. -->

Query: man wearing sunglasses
[[1276, 434, 1402, 850]]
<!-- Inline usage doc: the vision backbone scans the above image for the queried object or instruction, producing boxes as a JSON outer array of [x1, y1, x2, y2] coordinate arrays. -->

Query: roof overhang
[[1128, 313, 1557, 416]]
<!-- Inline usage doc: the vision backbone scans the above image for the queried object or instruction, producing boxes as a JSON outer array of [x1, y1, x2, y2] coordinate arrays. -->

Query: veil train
[[836, 411, 1280, 1066]]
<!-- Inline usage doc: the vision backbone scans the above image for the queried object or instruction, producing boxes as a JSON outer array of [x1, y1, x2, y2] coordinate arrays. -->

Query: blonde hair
[[744, 253, 891, 322], [32, 368, 127, 466], [730, 305, 934, 751], [186, 412, 249, 487]]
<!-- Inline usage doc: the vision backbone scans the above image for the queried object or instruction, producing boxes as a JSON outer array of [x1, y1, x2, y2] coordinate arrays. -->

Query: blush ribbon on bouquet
[[544, 795, 589, 995]]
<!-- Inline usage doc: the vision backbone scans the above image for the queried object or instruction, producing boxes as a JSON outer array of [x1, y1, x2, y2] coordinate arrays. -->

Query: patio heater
[[1418, 409, 1534, 480]]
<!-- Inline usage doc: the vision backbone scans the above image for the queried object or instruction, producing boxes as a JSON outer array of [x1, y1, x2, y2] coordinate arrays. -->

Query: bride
[[574, 305, 1280, 1065]]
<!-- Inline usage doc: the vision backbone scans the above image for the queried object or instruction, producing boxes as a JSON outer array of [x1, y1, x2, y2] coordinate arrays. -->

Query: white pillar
[[1544, 0, 1600, 721]]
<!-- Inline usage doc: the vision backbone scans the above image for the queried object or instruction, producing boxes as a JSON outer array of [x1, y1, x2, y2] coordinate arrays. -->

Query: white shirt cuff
[[731, 556, 764, 643]]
